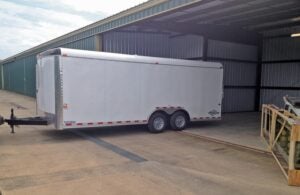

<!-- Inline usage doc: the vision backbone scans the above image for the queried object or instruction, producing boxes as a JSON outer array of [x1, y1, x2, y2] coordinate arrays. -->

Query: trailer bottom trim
[[64, 120, 149, 128]]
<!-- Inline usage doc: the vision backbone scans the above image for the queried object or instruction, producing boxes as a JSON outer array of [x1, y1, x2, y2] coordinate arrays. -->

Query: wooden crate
[[261, 104, 300, 186]]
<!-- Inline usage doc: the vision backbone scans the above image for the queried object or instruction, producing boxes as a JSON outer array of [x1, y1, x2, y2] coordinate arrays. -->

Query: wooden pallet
[[261, 104, 300, 186]]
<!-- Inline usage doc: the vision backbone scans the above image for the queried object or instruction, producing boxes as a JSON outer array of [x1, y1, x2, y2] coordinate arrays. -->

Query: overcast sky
[[0, 0, 146, 59]]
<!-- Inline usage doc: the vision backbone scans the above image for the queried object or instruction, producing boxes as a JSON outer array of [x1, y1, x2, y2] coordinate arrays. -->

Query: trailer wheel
[[170, 111, 188, 131], [148, 112, 167, 133]]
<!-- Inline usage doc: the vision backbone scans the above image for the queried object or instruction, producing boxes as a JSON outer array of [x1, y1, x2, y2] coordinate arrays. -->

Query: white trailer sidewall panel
[[62, 57, 143, 123], [37, 48, 223, 130]]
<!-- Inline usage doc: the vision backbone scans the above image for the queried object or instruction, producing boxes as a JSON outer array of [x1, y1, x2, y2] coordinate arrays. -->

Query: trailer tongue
[[0, 109, 51, 133]]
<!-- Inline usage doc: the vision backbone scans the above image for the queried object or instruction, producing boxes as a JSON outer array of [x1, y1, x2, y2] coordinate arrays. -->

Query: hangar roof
[[2, 0, 300, 64], [144, 0, 300, 36]]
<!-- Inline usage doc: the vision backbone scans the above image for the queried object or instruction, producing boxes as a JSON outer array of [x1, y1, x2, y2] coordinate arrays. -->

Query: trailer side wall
[[60, 56, 223, 128]]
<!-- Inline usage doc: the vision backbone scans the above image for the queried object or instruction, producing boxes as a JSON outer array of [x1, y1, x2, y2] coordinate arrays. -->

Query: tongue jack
[[0, 109, 51, 134]]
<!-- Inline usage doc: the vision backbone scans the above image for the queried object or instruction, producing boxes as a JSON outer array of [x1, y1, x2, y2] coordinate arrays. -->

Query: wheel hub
[[153, 117, 165, 130], [175, 116, 186, 128]]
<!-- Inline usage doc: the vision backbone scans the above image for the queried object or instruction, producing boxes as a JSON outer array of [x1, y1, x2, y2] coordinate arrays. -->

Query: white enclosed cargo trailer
[[34, 48, 223, 133]]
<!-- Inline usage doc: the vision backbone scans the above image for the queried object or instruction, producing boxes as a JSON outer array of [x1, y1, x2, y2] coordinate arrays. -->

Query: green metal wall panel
[[0, 65, 2, 89], [62, 36, 96, 50], [24, 56, 37, 97], [4, 63, 10, 90], [3, 64, 10, 90], [3, 56, 36, 96], [14, 59, 25, 94], [3, 60, 25, 94]]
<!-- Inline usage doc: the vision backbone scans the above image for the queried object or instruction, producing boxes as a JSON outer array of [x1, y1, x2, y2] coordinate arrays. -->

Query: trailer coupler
[[0, 109, 51, 134]]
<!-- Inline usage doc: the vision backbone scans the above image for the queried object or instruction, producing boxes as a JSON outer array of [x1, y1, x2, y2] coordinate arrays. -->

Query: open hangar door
[[100, 0, 300, 149]]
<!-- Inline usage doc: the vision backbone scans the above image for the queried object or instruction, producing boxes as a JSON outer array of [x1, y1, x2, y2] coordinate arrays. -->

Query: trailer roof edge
[[39, 48, 222, 69]]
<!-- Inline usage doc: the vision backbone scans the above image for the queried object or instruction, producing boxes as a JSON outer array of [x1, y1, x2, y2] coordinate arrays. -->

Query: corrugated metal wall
[[208, 40, 257, 61], [222, 61, 257, 86], [261, 90, 300, 108], [103, 32, 204, 59], [103, 31, 170, 57], [261, 36, 300, 107], [2, 55, 36, 96], [223, 89, 256, 112], [170, 35, 203, 59], [261, 62, 300, 87], [207, 40, 258, 112], [62, 36, 96, 51], [263, 37, 300, 61], [2, 36, 97, 97]]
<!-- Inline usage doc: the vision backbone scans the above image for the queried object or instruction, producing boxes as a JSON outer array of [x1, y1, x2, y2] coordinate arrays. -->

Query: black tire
[[170, 111, 188, 131], [148, 112, 167, 133]]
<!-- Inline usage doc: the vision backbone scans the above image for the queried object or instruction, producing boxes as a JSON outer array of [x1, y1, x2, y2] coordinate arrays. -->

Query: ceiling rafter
[[191, 0, 279, 23], [174, 0, 250, 23], [228, 7, 300, 26], [201, 0, 294, 24], [247, 17, 300, 31]]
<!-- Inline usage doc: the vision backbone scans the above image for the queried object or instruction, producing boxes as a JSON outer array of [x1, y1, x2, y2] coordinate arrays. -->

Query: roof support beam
[[248, 20, 300, 31], [255, 36, 263, 111]]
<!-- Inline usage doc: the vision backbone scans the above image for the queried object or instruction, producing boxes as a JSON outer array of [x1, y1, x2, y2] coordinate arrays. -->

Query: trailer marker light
[[63, 104, 68, 109]]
